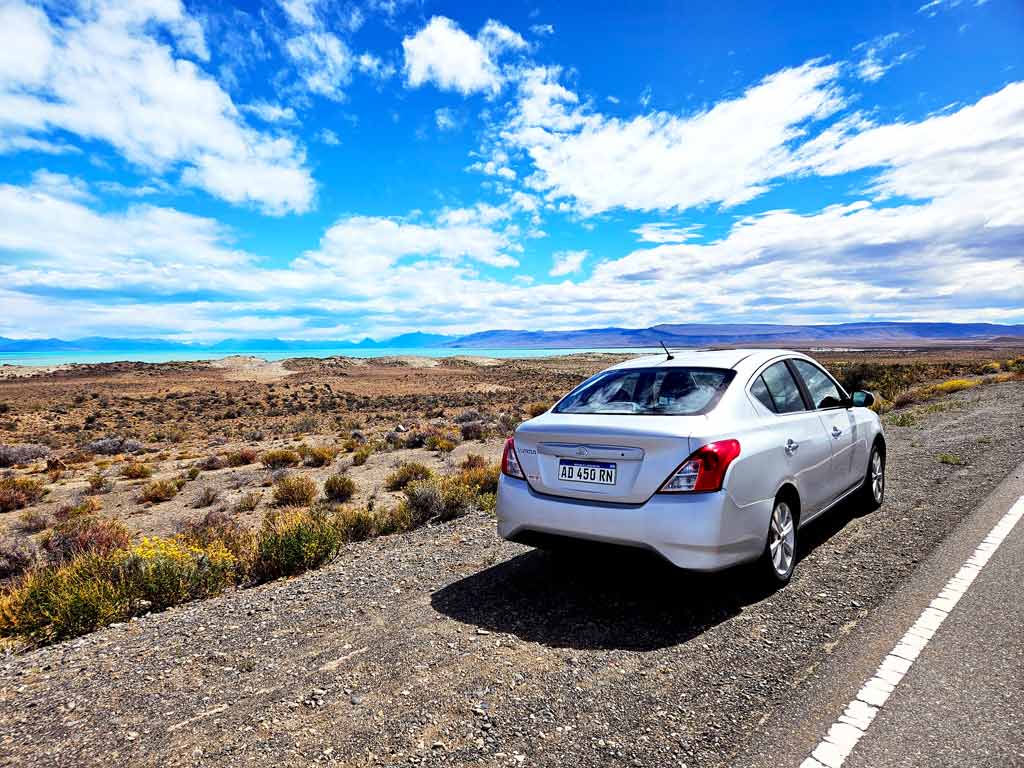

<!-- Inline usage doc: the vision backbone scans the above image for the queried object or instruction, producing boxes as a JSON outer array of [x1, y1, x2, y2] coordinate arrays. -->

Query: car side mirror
[[851, 390, 875, 408]]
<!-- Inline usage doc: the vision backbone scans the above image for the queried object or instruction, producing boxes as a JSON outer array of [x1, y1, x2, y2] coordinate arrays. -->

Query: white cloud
[[499, 60, 844, 215], [549, 249, 588, 276], [0, 1, 53, 86], [356, 52, 395, 79], [632, 222, 702, 244], [279, 0, 318, 27], [854, 33, 913, 82], [530, 24, 554, 36], [0, 0, 314, 215], [286, 31, 352, 100], [435, 108, 458, 131], [319, 129, 341, 145], [402, 16, 525, 96], [29, 170, 93, 202], [244, 102, 298, 123]]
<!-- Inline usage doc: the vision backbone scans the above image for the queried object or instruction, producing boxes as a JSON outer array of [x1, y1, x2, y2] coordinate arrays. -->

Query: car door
[[753, 361, 835, 516], [788, 358, 860, 499]]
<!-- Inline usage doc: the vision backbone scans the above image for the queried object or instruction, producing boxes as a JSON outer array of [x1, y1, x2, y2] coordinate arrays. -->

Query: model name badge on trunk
[[558, 459, 616, 485]]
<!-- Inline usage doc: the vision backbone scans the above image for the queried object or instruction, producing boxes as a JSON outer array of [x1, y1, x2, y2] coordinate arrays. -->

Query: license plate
[[558, 459, 617, 485]]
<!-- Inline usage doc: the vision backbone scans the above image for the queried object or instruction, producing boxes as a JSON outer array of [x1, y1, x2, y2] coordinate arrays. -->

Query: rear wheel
[[860, 444, 885, 512], [761, 498, 797, 584]]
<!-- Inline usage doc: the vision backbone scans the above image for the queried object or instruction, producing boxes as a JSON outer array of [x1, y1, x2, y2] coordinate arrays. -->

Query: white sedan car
[[497, 349, 885, 584]]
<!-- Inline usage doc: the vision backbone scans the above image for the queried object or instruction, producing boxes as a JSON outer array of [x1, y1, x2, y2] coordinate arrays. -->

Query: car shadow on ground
[[431, 496, 874, 652]]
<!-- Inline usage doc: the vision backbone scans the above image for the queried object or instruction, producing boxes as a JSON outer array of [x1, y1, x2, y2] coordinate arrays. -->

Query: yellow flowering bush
[[116, 537, 237, 610]]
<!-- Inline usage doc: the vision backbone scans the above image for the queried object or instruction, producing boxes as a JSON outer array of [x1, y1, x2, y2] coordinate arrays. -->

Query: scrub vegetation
[[0, 348, 1020, 648]]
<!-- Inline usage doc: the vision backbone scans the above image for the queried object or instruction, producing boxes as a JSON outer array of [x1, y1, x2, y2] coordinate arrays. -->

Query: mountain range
[[1, 322, 1022, 355]]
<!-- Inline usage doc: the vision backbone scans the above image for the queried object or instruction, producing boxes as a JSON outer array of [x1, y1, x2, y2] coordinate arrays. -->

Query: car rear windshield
[[553, 367, 735, 416]]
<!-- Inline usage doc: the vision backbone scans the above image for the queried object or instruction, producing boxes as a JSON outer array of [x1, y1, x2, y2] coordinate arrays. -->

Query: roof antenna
[[659, 340, 675, 361]]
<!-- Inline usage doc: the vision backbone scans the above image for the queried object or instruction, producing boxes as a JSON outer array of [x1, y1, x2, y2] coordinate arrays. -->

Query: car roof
[[609, 348, 801, 372]]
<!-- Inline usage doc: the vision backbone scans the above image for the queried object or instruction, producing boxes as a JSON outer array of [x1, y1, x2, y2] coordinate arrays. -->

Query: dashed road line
[[800, 494, 1024, 768]]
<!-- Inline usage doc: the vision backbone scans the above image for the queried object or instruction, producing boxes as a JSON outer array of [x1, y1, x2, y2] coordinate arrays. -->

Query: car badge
[[575, 446, 589, 457]]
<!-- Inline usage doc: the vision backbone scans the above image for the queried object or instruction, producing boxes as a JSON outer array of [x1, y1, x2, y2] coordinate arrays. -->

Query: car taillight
[[501, 436, 525, 479], [659, 440, 741, 493]]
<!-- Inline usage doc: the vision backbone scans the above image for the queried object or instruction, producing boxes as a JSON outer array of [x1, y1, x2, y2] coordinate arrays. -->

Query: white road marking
[[800, 494, 1024, 768]]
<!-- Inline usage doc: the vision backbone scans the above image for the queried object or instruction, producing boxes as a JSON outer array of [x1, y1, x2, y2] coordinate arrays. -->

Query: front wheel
[[860, 445, 885, 512], [760, 498, 797, 584]]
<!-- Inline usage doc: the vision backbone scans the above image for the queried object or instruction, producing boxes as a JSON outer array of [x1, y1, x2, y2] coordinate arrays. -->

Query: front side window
[[554, 367, 735, 416], [760, 362, 806, 414], [791, 359, 846, 409]]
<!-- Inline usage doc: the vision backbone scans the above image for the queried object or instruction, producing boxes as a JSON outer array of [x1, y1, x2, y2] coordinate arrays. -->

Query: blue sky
[[0, 0, 1022, 341]]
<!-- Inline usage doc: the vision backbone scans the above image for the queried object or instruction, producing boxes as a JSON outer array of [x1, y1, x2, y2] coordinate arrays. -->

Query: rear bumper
[[496, 475, 771, 571]]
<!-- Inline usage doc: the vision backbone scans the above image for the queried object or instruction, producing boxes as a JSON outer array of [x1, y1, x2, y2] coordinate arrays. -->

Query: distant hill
[[1, 322, 1022, 356]]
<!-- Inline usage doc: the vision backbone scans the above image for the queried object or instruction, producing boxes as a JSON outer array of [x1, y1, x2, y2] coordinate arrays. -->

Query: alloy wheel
[[871, 451, 885, 505], [769, 501, 796, 578]]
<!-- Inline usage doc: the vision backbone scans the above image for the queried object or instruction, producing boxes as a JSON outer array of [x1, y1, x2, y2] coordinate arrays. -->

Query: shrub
[[384, 462, 432, 491], [460, 454, 488, 470], [352, 445, 373, 466], [932, 378, 978, 394], [291, 415, 320, 434], [251, 506, 345, 582], [54, 496, 102, 522], [17, 508, 51, 533], [401, 476, 475, 527], [0, 537, 38, 580], [261, 449, 301, 469], [187, 466, 201, 480], [526, 402, 549, 417], [425, 436, 456, 454], [374, 504, 412, 536], [458, 464, 500, 496], [455, 409, 483, 424], [0, 554, 133, 644], [273, 474, 317, 507], [194, 487, 219, 508], [87, 436, 142, 456], [497, 412, 519, 434], [299, 443, 338, 467], [334, 505, 377, 542], [138, 478, 184, 504], [121, 461, 152, 479], [233, 491, 262, 513], [86, 473, 113, 495], [938, 453, 966, 466], [42, 516, 132, 564], [115, 537, 237, 611], [324, 473, 356, 502], [0, 475, 46, 512], [887, 411, 917, 427], [199, 455, 225, 471], [459, 421, 486, 441], [0, 443, 50, 468], [225, 447, 259, 467], [179, 509, 254, 567]]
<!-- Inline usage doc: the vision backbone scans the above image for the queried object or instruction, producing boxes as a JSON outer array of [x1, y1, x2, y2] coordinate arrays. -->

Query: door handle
[[832, 426, 843, 438], [785, 439, 799, 455]]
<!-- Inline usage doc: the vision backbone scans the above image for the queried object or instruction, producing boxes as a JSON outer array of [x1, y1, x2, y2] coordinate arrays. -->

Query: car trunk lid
[[514, 413, 702, 503]]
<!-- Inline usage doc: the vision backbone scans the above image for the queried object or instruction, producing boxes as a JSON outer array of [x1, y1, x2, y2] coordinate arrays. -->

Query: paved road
[[744, 457, 1024, 768]]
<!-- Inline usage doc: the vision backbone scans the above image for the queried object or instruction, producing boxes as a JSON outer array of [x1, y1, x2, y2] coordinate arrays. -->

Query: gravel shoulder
[[2, 381, 1022, 768]]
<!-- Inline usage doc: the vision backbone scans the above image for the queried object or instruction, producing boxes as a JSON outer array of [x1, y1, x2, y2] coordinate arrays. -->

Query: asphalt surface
[[846, 494, 1024, 768], [743, 447, 1024, 768]]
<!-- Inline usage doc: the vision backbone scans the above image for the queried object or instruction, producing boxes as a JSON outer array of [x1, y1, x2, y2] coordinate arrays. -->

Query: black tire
[[760, 496, 798, 585], [860, 443, 885, 512]]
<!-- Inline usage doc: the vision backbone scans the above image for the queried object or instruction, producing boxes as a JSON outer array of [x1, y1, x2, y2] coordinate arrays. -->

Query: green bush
[[251, 506, 345, 582], [115, 536, 237, 611], [334, 505, 378, 542], [273, 474, 318, 507], [401, 476, 476, 527], [298, 443, 338, 467], [384, 462, 432, 491], [324, 473, 356, 502], [121, 461, 152, 479], [261, 449, 301, 469], [352, 445, 374, 466], [0, 555, 133, 644]]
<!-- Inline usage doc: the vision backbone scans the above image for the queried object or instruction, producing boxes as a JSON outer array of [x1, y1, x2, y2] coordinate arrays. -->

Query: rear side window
[[750, 376, 776, 412], [791, 359, 845, 409], [760, 362, 806, 414], [554, 367, 735, 415]]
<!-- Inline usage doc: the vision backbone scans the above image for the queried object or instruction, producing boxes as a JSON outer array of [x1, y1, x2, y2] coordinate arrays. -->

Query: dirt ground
[[0, 373, 1022, 767]]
